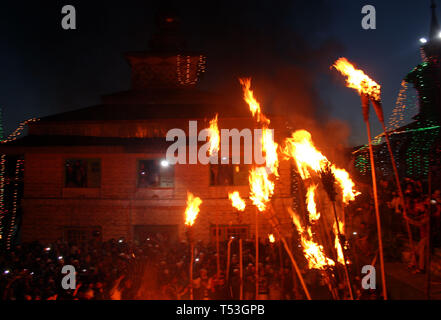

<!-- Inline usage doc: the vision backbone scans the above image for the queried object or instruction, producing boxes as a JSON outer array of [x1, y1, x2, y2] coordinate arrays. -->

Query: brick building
[[0, 13, 295, 246]]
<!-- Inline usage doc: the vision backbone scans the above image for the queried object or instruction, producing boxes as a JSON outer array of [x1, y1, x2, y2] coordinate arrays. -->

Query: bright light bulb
[[420, 37, 428, 44], [161, 160, 169, 167]]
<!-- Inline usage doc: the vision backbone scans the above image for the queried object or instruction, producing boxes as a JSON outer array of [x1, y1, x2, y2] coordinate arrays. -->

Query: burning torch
[[184, 192, 202, 300], [332, 57, 390, 299]]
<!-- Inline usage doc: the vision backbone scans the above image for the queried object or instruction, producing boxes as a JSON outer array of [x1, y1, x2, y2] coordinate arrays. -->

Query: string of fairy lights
[[0, 117, 38, 247], [1, 118, 39, 144], [388, 81, 418, 131], [6, 159, 24, 249], [354, 57, 441, 179], [176, 54, 206, 85]]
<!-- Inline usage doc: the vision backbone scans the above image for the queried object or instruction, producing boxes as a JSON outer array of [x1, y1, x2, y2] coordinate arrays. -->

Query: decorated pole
[[184, 192, 203, 301]]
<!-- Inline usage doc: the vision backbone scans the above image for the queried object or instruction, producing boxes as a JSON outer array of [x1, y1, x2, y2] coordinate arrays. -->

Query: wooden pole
[[331, 202, 354, 300], [366, 120, 388, 300], [278, 240, 284, 290], [267, 208, 312, 300], [226, 238, 232, 283], [190, 241, 194, 300], [255, 208, 259, 299], [239, 239, 243, 300], [380, 121, 415, 254], [427, 165, 433, 300], [216, 224, 220, 278]]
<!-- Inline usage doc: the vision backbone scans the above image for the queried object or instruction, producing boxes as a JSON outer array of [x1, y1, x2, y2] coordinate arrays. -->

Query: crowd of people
[[347, 178, 441, 274], [1, 177, 439, 300], [0, 234, 374, 300]]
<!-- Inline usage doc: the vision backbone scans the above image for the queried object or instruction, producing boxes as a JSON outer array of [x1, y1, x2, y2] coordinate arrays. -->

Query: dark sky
[[0, 0, 435, 146]]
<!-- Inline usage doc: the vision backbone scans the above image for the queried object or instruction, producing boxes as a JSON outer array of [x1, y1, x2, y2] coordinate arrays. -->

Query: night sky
[[0, 0, 435, 146]]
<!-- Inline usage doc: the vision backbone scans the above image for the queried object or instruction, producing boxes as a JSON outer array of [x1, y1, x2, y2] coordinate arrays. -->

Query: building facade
[[0, 14, 295, 246]]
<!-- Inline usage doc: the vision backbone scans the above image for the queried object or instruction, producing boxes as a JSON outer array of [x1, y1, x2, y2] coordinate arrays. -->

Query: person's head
[[83, 288, 94, 300]]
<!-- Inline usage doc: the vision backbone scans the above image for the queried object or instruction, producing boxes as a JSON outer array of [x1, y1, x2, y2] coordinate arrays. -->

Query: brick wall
[[21, 151, 294, 243]]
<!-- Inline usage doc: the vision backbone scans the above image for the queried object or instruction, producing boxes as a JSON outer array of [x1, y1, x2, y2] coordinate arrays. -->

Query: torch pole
[[190, 240, 194, 300], [255, 208, 259, 299], [239, 238, 243, 300], [427, 164, 433, 300], [331, 202, 354, 300], [226, 238, 232, 283], [380, 121, 415, 254], [366, 120, 388, 300], [268, 207, 311, 300], [216, 224, 220, 278]]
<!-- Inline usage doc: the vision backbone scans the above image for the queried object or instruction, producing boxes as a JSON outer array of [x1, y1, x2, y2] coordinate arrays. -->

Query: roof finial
[[430, 0, 440, 40]]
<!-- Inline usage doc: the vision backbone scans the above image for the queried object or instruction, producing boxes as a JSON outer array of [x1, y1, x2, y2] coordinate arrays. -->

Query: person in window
[[74, 160, 87, 187]]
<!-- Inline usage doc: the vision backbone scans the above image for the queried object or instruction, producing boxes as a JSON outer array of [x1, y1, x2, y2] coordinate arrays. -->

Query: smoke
[[180, 0, 352, 165]]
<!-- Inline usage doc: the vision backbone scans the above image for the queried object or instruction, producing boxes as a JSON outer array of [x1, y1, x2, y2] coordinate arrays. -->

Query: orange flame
[[306, 185, 320, 223], [332, 57, 381, 101], [228, 191, 246, 212], [268, 234, 275, 243], [333, 220, 349, 265], [262, 128, 279, 177], [288, 208, 335, 270], [184, 192, 202, 227], [283, 130, 360, 204], [283, 130, 327, 180], [239, 78, 270, 124], [249, 167, 274, 212], [208, 114, 220, 156]]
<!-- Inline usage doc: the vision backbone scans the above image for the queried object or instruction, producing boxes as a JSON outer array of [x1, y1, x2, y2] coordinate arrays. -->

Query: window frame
[[136, 158, 175, 189], [63, 158, 102, 189]]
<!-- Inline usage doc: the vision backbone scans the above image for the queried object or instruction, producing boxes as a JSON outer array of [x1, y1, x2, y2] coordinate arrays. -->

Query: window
[[210, 225, 249, 242], [65, 159, 101, 188], [210, 163, 249, 186], [138, 159, 174, 188], [64, 226, 102, 244]]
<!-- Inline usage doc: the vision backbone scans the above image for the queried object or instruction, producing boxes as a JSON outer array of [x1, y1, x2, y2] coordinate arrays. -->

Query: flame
[[333, 220, 349, 265], [228, 191, 246, 212], [208, 114, 220, 156], [306, 185, 320, 223], [283, 130, 360, 204], [283, 130, 327, 180], [262, 128, 279, 177], [268, 234, 275, 243], [249, 167, 274, 212], [332, 167, 360, 203], [184, 192, 202, 227], [302, 234, 336, 270], [332, 57, 381, 101], [239, 78, 270, 124], [289, 209, 335, 270]]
